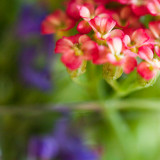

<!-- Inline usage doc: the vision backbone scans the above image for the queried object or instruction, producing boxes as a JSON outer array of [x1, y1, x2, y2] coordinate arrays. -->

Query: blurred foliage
[[0, 0, 160, 160]]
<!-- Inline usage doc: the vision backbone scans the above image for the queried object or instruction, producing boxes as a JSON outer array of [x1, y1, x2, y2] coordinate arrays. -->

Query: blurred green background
[[1, 0, 160, 160]]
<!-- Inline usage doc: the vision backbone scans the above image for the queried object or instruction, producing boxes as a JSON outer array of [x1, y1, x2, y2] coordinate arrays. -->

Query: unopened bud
[[137, 72, 159, 88], [67, 61, 87, 78], [103, 63, 123, 80]]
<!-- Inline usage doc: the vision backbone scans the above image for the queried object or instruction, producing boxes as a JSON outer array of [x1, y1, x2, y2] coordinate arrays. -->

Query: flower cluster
[[42, 0, 160, 81]]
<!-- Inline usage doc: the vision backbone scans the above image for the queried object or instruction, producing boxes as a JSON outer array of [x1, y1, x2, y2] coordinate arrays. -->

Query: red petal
[[95, 5, 107, 16], [41, 12, 60, 34], [77, 20, 92, 34], [149, 21, 160, 39], [67, 34, 82, 44], [81, 40, 98, 60], [155, 46, 160, 57], [110, 29, 124, 39], [123, 49, 137, 57], [89, 16, 116, 39], [106, 53, 123, 65], [80, 5, 92, 21], [93, 45, 108, 64], [123, 35, 131, 47], [117, 0, 131, 4], [100, 17, 116, 39], [64, 18, 76, 31], [66, 2, 81, 20], [107, 37, 122, 55], [147, 0, 160, 15], [137, 62, 157, 80], [79, 35, 91, 44], [131, 29, 150, 47], [41, 10, 75, 34], [132, 5, 149, 16], [89, 17, 99, 33], [138, 46, 153, 61], [123, 56, 137, 74], [61, 52, 82, 70], [94, 0, 109, 5], [55, 38, 73, 54]]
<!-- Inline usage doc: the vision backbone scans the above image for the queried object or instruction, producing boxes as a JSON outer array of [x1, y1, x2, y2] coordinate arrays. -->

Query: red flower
[[106, 37, 124, 65], [41, 10, 75, 34], [77, 4, 108, 34], [112, 6, 141, 28], [137, 46, 160, 80], [123, 29, 153, 49], [55, 34, 98, 70], [80, 4, 107, 21], [137, 62, 158, 80], [89, 15, 116, 39], [106, 37, 137, 73]]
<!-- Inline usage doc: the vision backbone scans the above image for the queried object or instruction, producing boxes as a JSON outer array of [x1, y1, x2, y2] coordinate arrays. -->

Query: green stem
[[100, 101, 137, 159], [106, 80, 121, 93], [1, 99, 160, 115], [112, 82, 143, 98], [72, 78, 90, 89], [96, 75, 141, 159], [105, 99, 160, 111], [112, 72, 159, 98], [96, 77, 136, 159]]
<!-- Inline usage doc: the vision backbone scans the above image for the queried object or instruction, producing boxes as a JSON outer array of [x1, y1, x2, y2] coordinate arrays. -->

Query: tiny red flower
[[137, 46, 160, 80], [138, 46, 154, 62], [41, 10, 75, 34], [112, 6, 141, 28], [123, 29, 153, 49], [77, 4, 108, 34], [55, 34, 98, 70], [80, 4, 107, 21], [106, 37, 124, 65], [137, 62, 158, 80], [92, 30, 125, 65], [89, 15, 116, 40]]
